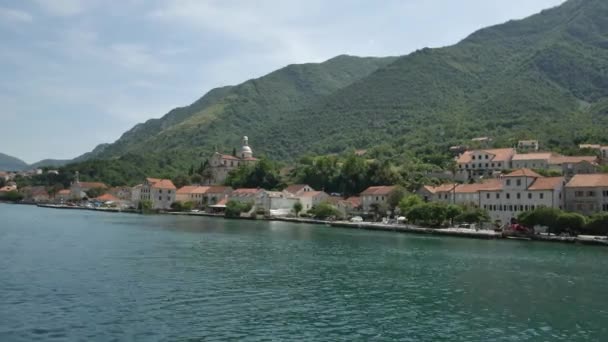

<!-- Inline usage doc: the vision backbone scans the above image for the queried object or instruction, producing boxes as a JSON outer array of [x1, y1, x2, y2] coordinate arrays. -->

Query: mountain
[[67, 0, 608, 183], [0, 153, 28, 171], [94, 55, 397, 162]]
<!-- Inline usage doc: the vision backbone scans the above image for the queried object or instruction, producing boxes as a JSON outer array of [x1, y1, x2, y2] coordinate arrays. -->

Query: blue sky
[[0, 0, 565, 163]]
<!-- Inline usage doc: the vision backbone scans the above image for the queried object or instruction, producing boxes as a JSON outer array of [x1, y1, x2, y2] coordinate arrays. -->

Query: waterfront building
[[511, 152, 554, 170], [259, 191, 300, 216], [70, 181, 108, 200], [56, 189, 71, 202], [205, 136, 259, 185], [176, 185, 233, 208], [479, 169, 565, 225], [283, 184, 315, 196], [455, 148, 515, 181], [20, 186, 50, 203], [108, 187, 133, 201], [549, 156, 599, 179], [360, 186, 397, 213], [140, 178, 176, 210], [131, 184, 142, 204], [296, 191, 330, 213], [564, 174, 608, 216]]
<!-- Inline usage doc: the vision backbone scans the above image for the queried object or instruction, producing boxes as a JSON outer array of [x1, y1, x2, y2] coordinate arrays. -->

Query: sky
[[0, 0, 565, 163]]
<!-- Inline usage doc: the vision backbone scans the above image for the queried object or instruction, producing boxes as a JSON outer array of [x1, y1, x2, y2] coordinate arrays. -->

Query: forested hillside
[[59, 0, 608, 184]]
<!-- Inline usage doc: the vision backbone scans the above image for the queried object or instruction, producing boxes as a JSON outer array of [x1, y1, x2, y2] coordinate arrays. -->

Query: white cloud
[[0, 7, 33, 23]]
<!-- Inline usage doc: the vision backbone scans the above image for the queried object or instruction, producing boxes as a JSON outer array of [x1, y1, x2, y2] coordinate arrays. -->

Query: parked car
[[350, 216, 363, 222]]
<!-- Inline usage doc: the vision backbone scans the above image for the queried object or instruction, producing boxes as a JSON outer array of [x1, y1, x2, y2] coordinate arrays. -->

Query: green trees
[[170, 201, 194, 212], [386, 186, 407, 211], [137, 200, 153, 213], [172, 175, 191, 189], [455, 208, 490, 225], [225, 200, 253, 218], [518, 208, 562, 233], [85, 187, 105, 199], [398, 194, 424, 216], [585, 214, 608, 236], [225, 159, 282, 190], [555, 213, 587, 235], [446, 204, 463, 226], [309, 202, 342, 220], [0, 191, 24, 202], [293, 201, 303, 217], [407, 202, 447, 227]]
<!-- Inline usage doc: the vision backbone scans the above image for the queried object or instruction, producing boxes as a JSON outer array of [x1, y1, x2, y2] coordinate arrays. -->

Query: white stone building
[[564, 174, 608, 216], [479, 169, 565, 225], [456, 148, 515, 181], [140, 178, 176, 210]]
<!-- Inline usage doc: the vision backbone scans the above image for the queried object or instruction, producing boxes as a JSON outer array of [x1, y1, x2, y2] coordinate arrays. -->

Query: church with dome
[[205, 136, 259, 185]]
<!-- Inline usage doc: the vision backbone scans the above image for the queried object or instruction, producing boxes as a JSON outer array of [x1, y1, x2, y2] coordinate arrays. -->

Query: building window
[[506, 180, 511, 186], [486, 193, 490, 199], [485, 155, 489, 159], [167, 196, 170, 201], [516, 179, 521, 186], [472, 156, 476, 160], [496, 193, 500, 199], [540, 193, 544, 199], [575, 191, 584, 197], [517, 193, 521, 199], [159, 196, 162, 201], [528, 193, 532, 199], [588, 191, 596, 197], [506, 193, 510, 199]]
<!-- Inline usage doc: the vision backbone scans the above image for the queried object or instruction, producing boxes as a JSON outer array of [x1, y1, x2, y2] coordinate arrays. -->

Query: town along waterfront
[[1, 205, 607, 341]]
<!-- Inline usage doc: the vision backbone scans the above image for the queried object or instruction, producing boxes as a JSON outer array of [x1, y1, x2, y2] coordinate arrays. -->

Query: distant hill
[[0, 153, 29, 171], [57, 0, 608, 184]]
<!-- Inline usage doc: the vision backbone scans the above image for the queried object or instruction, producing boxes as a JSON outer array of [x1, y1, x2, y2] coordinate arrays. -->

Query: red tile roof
[[360, 186, 397, 196], [95, 193, 120, 202], [57, 189, 71, 195], [503, 168, 543, 178], [176, 186, 200, 194], [344, 196, 362, 208], [299, 191, 327, 198], [566, 174, 608, 188], [549, 156, 598, 165], [220, 154, 240, 160], [528, 177, 565, 191], [456, 179, 503, 193], [456, 148, 515, 164], [423, 183, 457, 194], [149, 179, 176, 189], [231, 188, 262, 196], [284, 184, 312, 194], [77, 182, 107, 189], [512, 153, 554, 161]]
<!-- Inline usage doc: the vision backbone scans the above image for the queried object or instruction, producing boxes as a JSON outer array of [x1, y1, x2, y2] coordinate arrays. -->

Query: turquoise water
[[1, 204, 608, 341]]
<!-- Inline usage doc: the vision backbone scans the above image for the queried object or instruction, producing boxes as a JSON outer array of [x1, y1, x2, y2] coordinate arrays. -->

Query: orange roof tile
[[566, 174, 608, 188], [503, 169, 542, 178], [151, 179, 176, 189], [206, 186, 232, 194], [423, 183, 457, 194], [549, 156, 598, 165], [344, 196, 362, 207], [176, 186, 200, 194], [95, 193, 120, 202], [57, 189, 71, 195], [284, 184, 311, 194], [232, 188, 262, 196], [512, 153, 555, 161], [528, 177, 564, 191], [77, 182, 107, 189], [456, 179, 503, 193], [360, 186, 397, 196], [299, 191, 327, 198], [456, 148, 515, 164]]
